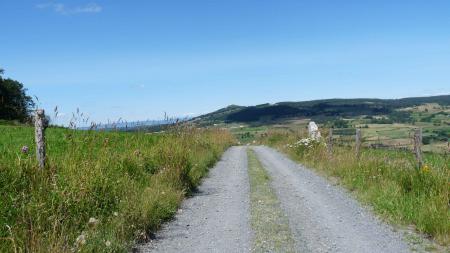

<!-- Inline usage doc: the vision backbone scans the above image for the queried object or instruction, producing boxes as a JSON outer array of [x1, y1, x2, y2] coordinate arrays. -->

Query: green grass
[[230, 125, 269, 144], [260, 129, 449, 246], [247, 149, 296, 253], [0, 125, 235, 252]]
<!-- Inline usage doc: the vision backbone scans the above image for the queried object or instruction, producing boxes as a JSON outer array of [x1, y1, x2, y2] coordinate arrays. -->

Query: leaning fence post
[[327, 128, 333, 157], [35, 109, 46, 169], [413, 128, 423, 168], [355, 128, 362, 159]]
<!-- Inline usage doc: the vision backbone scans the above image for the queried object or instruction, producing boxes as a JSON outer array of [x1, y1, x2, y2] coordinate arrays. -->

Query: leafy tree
[[332, 119, 349, 128], [0, 69, 35, 122]]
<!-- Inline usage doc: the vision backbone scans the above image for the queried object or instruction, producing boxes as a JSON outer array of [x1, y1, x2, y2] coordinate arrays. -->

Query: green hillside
[[193, 95, 450, 124]]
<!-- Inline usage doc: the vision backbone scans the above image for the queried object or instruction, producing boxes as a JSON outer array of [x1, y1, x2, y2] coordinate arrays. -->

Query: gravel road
[[138, 146, 252, 253], [140, 146, 412, 253], [253, 146, 411, 253]]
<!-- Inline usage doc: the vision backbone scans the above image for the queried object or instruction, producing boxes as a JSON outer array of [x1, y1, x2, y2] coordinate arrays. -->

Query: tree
[[332, 119, 349, 128], [0, 69, 35, 122]]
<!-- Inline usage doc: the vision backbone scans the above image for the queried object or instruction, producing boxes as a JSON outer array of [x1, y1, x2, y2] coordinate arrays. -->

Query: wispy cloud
[[128, 83, 146, 90], [36, 2, 102, 15]]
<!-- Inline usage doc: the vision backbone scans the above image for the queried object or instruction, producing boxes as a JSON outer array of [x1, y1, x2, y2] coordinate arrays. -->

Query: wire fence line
[[330, 128, 433, 152], [327, 127, 449, 168]]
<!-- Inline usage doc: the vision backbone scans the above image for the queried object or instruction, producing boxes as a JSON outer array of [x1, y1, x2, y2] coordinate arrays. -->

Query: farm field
[[0, 124, 234, 252], [231, 115, 450, 154], [230, 125, 269, 144], [357, 123, 449, 153]]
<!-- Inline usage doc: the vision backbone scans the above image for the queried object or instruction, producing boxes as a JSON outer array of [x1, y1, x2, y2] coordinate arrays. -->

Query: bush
[[287, 137, 325, 158], [332, 119, 349, 128], [422, 136, 432, 145]]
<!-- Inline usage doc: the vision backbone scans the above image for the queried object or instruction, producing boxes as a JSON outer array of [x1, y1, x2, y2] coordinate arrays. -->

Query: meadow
[[259, 128, 449, 246], [0, 124, 234, 252]]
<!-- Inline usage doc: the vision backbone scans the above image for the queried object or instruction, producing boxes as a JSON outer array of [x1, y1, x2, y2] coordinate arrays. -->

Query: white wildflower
[[75, 234, 86, 246], [88, 217, 99, 227]]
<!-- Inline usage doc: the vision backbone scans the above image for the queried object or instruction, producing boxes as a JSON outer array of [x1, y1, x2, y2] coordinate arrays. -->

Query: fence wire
[[330, 128, 446, 153]]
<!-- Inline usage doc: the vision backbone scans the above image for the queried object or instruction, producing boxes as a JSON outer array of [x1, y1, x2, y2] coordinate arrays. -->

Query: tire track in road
[[139, 146, 252, 253]]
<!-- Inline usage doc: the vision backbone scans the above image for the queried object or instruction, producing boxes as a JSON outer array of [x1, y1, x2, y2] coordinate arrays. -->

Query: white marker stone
[[308, 121, 321, 140]]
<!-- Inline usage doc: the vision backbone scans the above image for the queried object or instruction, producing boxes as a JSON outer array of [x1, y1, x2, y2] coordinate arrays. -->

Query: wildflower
[[105, 240, 111, 247], [113, 212, 118, 217], [21, 146, 29, 154], [75, 234, 86, 246], [88, 217, 99, 227], [421, 164, 430, 173]]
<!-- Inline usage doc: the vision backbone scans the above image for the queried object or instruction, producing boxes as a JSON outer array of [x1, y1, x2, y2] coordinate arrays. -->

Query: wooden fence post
[[413, 128, 423, 168], [327, 128, 333, 157], [355, 128, 362, 159], [35, 109, 46, 169]]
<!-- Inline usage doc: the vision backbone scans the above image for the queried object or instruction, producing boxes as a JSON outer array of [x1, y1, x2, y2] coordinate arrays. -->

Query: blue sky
[[1, 1, 449, 125]]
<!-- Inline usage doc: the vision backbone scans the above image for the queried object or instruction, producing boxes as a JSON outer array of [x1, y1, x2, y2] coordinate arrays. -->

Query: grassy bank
[[0, 125, 234, 252], [260, 129, 449, 246]]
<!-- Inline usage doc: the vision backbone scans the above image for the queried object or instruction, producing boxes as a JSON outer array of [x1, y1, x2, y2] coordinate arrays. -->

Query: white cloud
[[73, 3, 102, 13], [36, 2, 102, 15]]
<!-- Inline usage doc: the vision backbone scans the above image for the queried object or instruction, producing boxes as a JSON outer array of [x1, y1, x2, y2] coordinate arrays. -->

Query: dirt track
[[140, 146, 411, 253]]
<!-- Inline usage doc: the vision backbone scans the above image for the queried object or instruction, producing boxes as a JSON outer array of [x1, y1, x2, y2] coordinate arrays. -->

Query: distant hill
[[193, 95, 450, 125]]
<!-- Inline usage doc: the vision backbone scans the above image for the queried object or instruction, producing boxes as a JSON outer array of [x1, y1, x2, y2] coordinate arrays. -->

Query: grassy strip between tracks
[[247, 148, 296, 253]]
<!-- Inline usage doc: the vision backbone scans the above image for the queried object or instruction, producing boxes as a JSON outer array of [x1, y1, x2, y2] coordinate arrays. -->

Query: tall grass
[[260, 129, 449, 245], [0, 124, 234, 252]]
